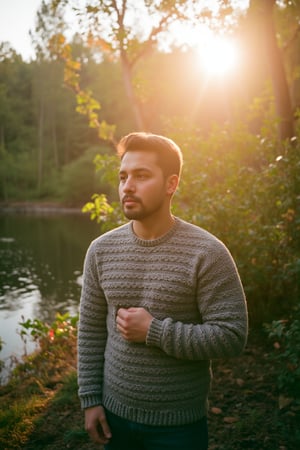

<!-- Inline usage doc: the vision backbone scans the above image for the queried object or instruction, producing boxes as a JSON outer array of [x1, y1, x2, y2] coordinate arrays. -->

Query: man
[[78, 132, 248, 450]]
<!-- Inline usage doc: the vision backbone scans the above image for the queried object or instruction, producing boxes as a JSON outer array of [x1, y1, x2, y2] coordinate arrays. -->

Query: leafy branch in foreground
[[19, 312, 78, 351], [48, 33, 116, 143]]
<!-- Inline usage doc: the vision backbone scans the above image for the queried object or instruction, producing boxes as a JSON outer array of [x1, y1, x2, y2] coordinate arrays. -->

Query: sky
[[0, 0, 42, 60], [0, 0, 250, 62]]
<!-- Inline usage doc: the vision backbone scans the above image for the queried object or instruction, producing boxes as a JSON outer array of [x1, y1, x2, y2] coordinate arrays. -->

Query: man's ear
[[166, 174, 179, 195]]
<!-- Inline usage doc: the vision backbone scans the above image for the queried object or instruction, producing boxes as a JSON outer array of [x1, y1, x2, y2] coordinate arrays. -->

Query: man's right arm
[[78, 242, 108, 409]]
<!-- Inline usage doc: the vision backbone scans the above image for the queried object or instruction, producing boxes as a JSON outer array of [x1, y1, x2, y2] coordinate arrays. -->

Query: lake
[[0, 211, 101, 380]]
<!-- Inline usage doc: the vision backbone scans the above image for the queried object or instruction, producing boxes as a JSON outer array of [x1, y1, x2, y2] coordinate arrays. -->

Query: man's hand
[[84, 405, 112, 445], [116, 307, 153, 342]]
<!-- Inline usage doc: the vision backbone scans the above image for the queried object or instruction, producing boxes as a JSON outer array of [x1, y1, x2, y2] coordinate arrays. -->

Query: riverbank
[[0, 326, 299, 449], [0, 213, 102, 387], [0, 201, 82, 215]]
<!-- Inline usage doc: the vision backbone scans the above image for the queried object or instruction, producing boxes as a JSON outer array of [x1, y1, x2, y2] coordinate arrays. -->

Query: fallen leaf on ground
[[211, 407, 222, 415], [278, 395, 293, 410], [223, 416, 239, 424]]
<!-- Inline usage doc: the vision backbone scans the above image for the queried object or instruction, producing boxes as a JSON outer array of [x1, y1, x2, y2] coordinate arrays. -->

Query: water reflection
[[0, 213, 101, 377]]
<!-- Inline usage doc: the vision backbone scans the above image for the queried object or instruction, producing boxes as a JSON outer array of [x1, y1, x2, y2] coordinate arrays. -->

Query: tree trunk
[[120, 55, 147, 131], [250, 0, 294, 140], [38, 96, 45, 191], [0, 126, 7, 201], [52, 113, 59, 169]]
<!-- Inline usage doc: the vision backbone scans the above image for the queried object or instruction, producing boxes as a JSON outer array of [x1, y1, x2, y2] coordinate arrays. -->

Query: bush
[[60, 145, 114, 205], [0, 313, 79, 449], [19, 312, 78, 351], [264, 307, 300, 399], [171, 124, 299, 324]]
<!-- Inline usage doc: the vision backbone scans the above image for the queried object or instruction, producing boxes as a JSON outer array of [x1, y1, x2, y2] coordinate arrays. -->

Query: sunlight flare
[[197, 35, 239, 76]]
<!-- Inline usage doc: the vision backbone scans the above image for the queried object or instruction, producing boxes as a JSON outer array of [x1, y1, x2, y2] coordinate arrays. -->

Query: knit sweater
[[78, 217, 248, 426]]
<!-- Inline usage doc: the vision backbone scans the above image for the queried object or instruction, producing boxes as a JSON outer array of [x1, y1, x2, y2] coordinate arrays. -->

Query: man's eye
[[137, 173, 148, 180], [119, 175, 127, 182]]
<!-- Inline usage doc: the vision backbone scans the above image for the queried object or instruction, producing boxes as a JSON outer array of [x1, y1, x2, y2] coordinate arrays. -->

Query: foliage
[[19, 312, 78, 350], [82, 193, 113, 222], [49, 32, 116, 142], [166, 122, 300, 324], [81, 151, 126, 231], [82, 194, 124, 233], [60, 146, 114, 205], [0, 313, 78, 449], [264, 308, 300, 399]]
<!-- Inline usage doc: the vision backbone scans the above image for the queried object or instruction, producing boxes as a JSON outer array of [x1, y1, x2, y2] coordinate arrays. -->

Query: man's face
[[118, 150, 169, 221]]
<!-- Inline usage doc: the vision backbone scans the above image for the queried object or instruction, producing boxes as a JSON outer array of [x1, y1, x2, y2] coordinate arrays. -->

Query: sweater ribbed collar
[[129, 217, 179, 247]]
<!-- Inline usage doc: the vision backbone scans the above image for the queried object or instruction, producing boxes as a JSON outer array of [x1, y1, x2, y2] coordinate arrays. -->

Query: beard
[[122, 203, 148, 220], [121, 196, 164, 221]]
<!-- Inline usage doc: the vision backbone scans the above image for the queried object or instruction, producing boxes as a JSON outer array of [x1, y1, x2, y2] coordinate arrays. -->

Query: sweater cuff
[[146, 317, 163, 347], [80, 394, 102, 410]]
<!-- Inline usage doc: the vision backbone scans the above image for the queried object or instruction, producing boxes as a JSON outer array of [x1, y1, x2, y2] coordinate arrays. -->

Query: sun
[[197, 35, 239, 76], [165, 22, 241, 77]]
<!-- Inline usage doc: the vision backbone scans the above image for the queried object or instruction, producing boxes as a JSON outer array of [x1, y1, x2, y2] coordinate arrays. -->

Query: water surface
[[0, 212, 101, 378]]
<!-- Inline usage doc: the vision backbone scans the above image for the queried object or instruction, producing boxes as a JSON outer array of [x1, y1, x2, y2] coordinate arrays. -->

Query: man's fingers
[[116, 307, 152, 343], [100, 416, 112, 440], [85, 406, 111, 444]]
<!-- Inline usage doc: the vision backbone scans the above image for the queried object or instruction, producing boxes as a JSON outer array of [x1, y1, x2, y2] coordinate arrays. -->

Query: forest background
[[0, 0, 299, 392]]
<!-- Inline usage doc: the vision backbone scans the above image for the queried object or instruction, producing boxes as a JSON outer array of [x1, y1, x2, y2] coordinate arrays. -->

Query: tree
[[52, 0, 203, 131], [30, 0, 67, 191], [245, 0, 295, 140], [0, 44, 37, 200], [275, 0, 300, 118]]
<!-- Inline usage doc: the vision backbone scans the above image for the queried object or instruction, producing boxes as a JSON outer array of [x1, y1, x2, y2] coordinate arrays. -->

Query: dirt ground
[[22, 329, 299, 450]]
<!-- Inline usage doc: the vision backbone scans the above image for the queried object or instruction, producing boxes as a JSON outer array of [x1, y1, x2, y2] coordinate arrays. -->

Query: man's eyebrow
[[119, 167, 152, 174]]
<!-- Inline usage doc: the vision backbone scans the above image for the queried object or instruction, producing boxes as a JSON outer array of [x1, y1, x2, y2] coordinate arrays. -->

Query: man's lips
[[122, 196, 140, 206]]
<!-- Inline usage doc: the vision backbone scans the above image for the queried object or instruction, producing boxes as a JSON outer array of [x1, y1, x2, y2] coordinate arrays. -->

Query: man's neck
[[132, 214, 175, 240]]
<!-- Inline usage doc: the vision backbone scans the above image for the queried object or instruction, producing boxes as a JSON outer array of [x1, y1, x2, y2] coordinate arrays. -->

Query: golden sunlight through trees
[[196, 35, 240, 76]]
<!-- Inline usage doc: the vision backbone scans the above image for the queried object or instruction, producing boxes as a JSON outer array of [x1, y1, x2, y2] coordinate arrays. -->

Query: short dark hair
[[117, 132, 183, 178]]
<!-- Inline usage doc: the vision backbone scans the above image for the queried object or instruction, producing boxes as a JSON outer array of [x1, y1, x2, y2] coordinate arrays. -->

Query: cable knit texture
[[78, 217, 248, 426]]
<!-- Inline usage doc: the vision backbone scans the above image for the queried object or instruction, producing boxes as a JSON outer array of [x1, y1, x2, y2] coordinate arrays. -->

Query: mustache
[[122, 195, 141, 204]]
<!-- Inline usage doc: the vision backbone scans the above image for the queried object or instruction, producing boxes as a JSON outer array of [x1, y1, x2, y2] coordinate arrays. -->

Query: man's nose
[[123, 176, 135, 192]]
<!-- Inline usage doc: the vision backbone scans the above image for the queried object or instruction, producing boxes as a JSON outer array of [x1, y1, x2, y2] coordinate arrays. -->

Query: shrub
[[0, 314, 79, 449], [171, 124, 299, 324], [264, 307, 300, 399], [13, 313, 78, 382], [60, 145, 114, 205]]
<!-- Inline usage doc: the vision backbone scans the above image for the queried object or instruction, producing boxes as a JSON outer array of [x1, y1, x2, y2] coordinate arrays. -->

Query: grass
[[0, 314, 90, 450], [0, 321, 299, 449]]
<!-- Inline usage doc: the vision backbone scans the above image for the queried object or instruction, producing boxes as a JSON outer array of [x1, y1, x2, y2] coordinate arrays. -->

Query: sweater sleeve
[[146, 242, 248, 360], [78, 242, 107, 409]]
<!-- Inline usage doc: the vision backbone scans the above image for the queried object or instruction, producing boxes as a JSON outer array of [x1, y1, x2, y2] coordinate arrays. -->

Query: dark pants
[[104, 410, 208, 450]]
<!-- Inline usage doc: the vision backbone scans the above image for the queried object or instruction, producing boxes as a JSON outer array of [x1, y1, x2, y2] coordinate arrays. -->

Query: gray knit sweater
[[78, 217, 248, 426]]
